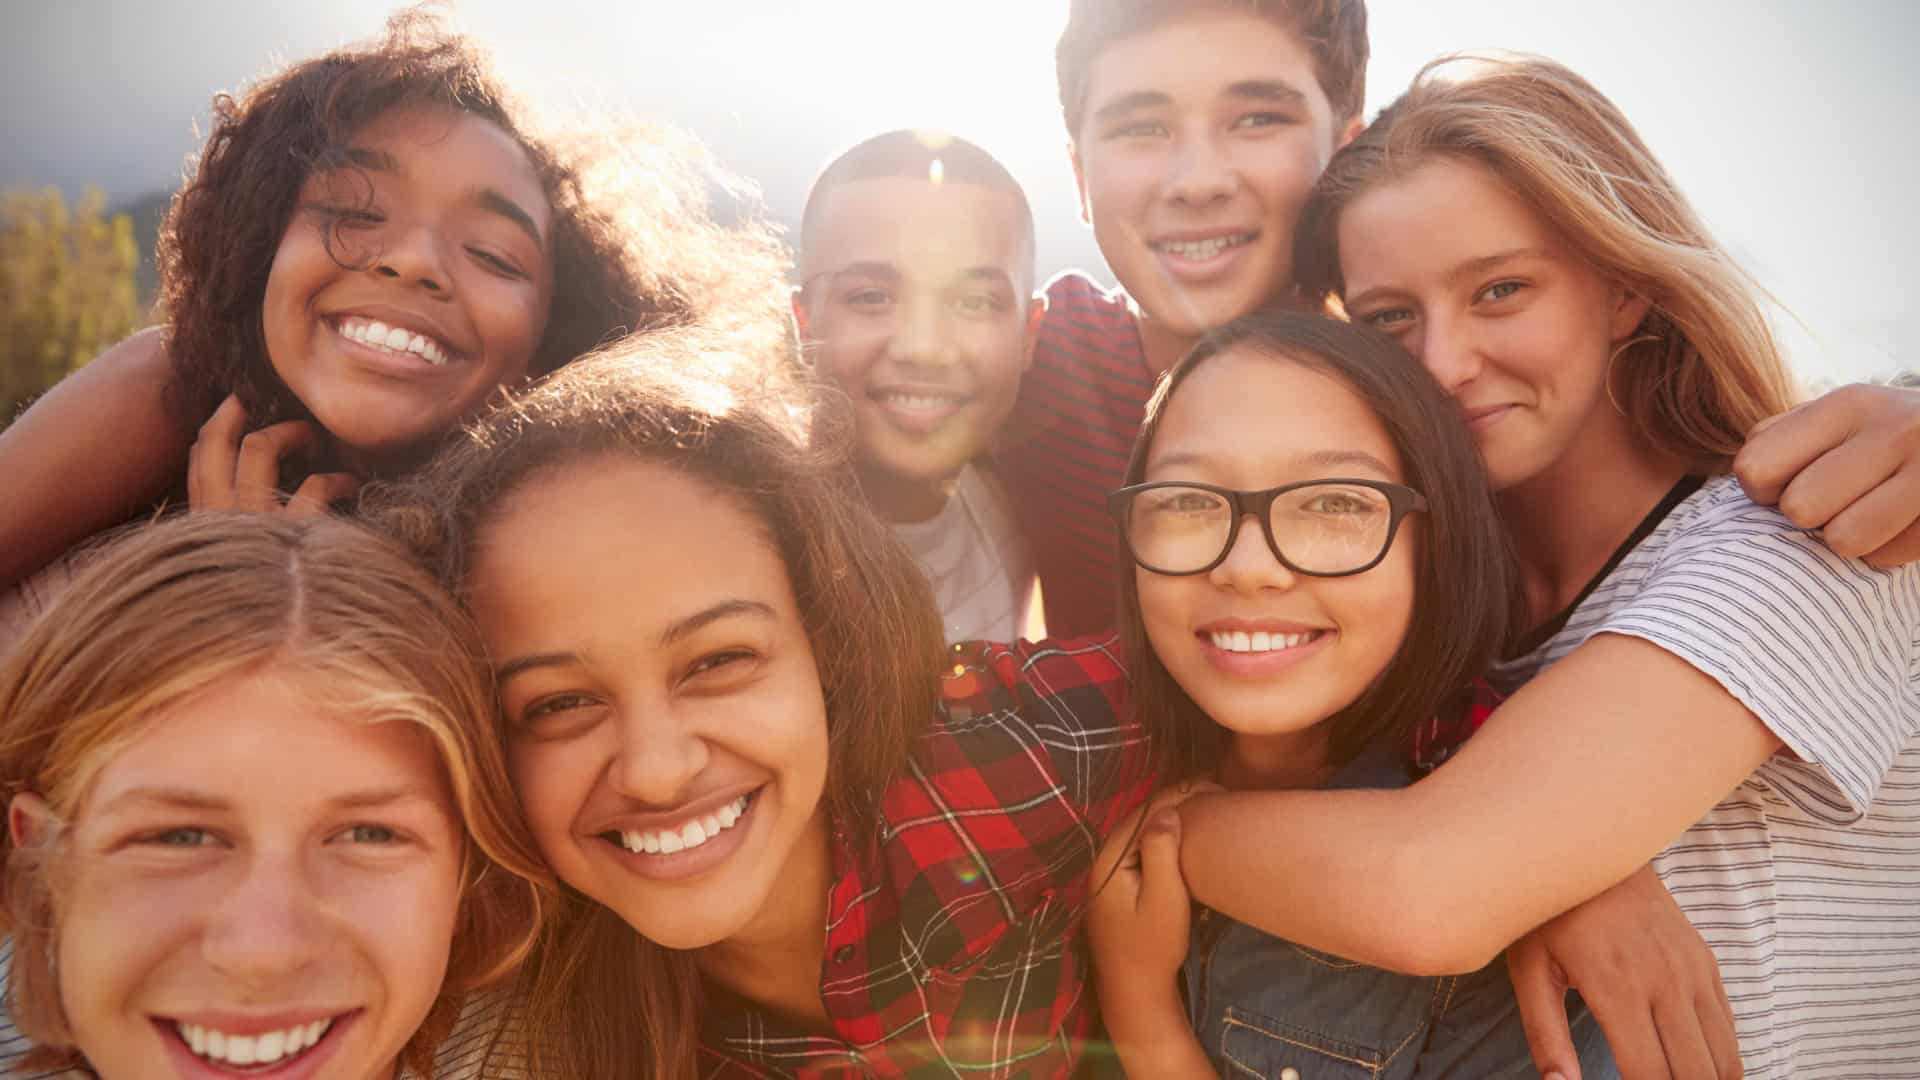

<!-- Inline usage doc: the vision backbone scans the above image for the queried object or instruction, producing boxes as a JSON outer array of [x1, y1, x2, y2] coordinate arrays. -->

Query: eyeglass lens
[[1125, 483, 1397, 574]]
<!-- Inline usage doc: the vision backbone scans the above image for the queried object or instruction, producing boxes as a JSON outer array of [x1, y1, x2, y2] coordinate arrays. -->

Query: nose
[[885, 293, 957, 371], [200, 850, 327, 987], [1412, 313, 1482, 395], [608, 704, 711, 807], [1207, 512, 1298, 593], [1164, 132, 1236, 208], [369, 221, 448, 294]]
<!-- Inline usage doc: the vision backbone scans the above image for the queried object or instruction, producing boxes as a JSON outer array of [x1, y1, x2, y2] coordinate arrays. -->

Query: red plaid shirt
[[698, 635, 1154, 1079], [694, 637, 1496, 1078]]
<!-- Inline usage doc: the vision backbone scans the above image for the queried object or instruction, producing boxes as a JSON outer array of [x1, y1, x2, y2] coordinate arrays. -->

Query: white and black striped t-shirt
[[0, 939, 529, 1078], [1490, 474, 1920, 1080]]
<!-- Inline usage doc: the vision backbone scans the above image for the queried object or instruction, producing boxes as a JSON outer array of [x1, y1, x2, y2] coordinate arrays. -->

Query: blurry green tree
[[1, 188, 144, 425]]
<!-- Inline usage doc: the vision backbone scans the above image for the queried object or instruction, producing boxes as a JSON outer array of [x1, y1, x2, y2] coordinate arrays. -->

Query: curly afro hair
[[157, 6, 790, 467]]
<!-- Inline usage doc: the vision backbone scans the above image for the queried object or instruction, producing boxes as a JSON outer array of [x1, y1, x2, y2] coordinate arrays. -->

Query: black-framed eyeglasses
[[1108, 478, 1428, 577]]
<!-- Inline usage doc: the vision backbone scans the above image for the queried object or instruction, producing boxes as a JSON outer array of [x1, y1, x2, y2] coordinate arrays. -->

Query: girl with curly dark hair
[[0, 7, 788, 598]]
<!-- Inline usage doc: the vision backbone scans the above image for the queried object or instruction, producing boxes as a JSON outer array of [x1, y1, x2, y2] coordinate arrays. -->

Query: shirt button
[[1280, 1069, 1301, 1080], [833, 944, 855, 964]]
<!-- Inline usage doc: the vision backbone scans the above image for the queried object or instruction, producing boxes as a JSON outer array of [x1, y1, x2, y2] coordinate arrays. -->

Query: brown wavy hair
[[0, 512, 549, 1077], [1295, 55, 1798, 469], [1117, 311, 1523, 779], [157, 6, 790, 465], [1055, 0, 1370, 137], [367, 320, 946, 1079]]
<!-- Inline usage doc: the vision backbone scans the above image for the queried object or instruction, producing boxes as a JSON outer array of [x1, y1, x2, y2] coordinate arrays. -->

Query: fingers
[[1134, 810, 1187, 920], [1866, 518, 1920, 570], [1732, 396, 1838, 508], [1581, 986, 1669, 1080], [231, 421, 324, 512], [1820, 462, 1920, 561], [1693, 952, 1743, 1080], [288, 472, 361, 517], [188, 395, 250, 510], [1509, 939, 1582, 1080], [1766, 429, 1898, 533], [1644, 991, 1719, 1080]]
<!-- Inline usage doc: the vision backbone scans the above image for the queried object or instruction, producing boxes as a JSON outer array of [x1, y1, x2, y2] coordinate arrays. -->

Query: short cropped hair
[[798, 129, 1036, 280], [1055, 0, 1370, 137]]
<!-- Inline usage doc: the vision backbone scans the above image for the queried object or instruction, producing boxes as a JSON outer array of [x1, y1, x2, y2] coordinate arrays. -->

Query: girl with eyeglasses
[[1086, 311, 1617, 1079]]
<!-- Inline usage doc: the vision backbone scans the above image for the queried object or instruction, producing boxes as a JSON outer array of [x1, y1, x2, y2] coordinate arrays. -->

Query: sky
[[5, 0, 1915, 386]]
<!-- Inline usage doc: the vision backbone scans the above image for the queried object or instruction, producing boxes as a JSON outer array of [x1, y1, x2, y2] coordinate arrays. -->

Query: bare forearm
[[1097, 981, 1216, 1079], [1178, 634, 1783, 974]]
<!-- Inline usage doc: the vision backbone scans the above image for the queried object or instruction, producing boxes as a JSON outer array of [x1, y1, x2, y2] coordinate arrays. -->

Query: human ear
[[9, 792, 55, 850], [1337, 115, 1365, 150], [1021, 294, 1048, 374], [1608, 286, 1655, 341]]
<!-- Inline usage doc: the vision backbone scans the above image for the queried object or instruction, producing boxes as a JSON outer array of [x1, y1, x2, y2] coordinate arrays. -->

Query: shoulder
[[938, 635, 1131, 728], [1038, 271, 1136, 345]]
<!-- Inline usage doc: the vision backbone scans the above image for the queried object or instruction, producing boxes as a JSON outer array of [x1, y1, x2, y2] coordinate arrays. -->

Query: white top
[[0, 939, 526, 1078], [1490, 474, 1920, 1079], [891, 464, 1039, 644]]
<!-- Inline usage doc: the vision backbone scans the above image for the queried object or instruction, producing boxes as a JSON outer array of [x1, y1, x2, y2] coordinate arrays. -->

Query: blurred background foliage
[[1, 187, 150, 426]]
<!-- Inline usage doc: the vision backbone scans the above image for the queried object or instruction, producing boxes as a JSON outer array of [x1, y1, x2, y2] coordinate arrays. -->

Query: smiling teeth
[[881, 392, 960, 412], [178, 1017, 332, 1068], [1210, 629, 1319, 653], [337, 317, 451, 366], [618, 793, 751, 855], [1156, 233, 1254, 260]]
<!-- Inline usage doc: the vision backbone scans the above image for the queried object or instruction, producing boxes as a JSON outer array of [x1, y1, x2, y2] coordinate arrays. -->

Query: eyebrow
[[1225, 79, 1309, 107], [340, 146, 545, 251], [1148, 448, 1397, 478], [96, 786, 439, 815], [1346, 246, 1551, 311], [493, 599, 777, 684], [1091, 90, 1172, 127]]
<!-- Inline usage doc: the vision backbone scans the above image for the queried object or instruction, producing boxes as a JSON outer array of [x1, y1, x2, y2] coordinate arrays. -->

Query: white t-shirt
[[891, 464, 1039, 644], [0, 940, 526, 1078], [1490, 474, 1920, 1079]]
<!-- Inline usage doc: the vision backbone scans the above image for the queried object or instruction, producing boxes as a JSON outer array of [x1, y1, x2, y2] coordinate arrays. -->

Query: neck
[[1136, 312, 1197, 377], [1131, 290, 1316, 376], [1499, 413, 1691, 625], [1222, 724, 1336, 791], [857, 461, 955, 524], [696, 809, 834, 1032]]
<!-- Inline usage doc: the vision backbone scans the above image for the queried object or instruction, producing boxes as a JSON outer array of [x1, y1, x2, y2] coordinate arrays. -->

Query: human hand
[[1735, 381, 1920, 568], [188, 395, 359, 514], [1088, 786, 1217, 1080], [1509, 863, 1739, 1080]]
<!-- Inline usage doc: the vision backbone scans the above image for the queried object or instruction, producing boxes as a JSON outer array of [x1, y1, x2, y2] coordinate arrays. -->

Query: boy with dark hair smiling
[[795, 130, 1045, 642], [1000, 0, 1369, 639], [999, 0, 1920, 642]]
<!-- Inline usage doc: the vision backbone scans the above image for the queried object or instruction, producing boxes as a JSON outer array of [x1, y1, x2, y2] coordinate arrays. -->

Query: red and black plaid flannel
[[698, 635, 1154, 1079], [695, 638, 1496, 1077], [1405, 679, 1503, 774]]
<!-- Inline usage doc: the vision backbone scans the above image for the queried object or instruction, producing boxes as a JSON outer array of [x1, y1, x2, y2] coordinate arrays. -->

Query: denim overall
[[1182, 747, 1618, 1079]]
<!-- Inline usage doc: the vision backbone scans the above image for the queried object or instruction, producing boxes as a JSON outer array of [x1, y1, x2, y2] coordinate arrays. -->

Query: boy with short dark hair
[[795, 130, 1045, 642], [1001, 0, 1370, 637]]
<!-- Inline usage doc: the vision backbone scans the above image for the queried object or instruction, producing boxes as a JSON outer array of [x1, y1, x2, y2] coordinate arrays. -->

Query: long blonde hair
[[1296, 54, 1799, 468], [0, 513, 550, 1076]]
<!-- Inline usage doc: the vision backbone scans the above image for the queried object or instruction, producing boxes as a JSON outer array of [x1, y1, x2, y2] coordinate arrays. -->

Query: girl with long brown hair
[[1155, 55, 1919, 1078]]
